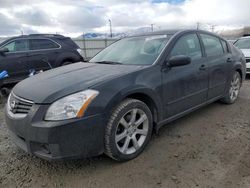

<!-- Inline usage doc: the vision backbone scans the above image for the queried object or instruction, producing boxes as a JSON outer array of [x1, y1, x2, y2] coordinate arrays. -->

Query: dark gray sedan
[[5, 29, 246, 162]]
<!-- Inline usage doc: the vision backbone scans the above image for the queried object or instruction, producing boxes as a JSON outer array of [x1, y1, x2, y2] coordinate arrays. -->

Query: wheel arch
[[235, 68, 243, 81], [125, 92, 159, 126], [103, 87, 163, 131], [55, 52, 79, 67], [233, 62, 245, 82]]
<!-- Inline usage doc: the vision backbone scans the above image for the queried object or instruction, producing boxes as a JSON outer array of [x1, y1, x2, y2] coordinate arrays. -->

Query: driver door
[[0, 39, 30, 83], [161, 33, 209, 119]]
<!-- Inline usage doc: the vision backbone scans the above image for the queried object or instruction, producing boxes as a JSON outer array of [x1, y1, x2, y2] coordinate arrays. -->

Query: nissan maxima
[[5, 30, 246, 161]]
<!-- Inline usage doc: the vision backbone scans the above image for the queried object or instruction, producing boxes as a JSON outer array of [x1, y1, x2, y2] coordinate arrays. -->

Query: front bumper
[[5, 104, 105, 160]]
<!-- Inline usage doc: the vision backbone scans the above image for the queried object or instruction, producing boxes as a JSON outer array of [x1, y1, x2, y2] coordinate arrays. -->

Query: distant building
[[218, 27, 250, 40]]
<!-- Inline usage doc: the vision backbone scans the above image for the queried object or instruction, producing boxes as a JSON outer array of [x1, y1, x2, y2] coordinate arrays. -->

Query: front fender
[[103, 85, 163, 123]]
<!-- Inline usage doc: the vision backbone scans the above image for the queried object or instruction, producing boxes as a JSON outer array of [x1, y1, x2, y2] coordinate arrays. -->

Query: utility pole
[[20, 30, 23, 35], [109, 19, 112, 38], [211, 24, 216, 32], [196, 22, 200, 30], [151, 24, 154, 32]]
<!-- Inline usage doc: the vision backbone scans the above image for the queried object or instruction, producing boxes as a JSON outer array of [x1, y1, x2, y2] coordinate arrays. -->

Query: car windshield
[[234, 38, 250, 49], [89, 35, 170, 65]]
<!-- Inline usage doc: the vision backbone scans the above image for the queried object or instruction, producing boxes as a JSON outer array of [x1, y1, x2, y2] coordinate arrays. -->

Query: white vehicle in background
[[234, 36, 250, 74]]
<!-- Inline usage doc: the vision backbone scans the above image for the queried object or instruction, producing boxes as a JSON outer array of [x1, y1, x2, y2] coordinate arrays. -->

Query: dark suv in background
[[0, 34, 83, 84]]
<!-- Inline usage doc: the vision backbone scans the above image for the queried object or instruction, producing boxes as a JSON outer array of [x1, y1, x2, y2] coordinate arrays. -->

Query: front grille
[[247, 68, 250, 72], [8, 93, 33, 115]]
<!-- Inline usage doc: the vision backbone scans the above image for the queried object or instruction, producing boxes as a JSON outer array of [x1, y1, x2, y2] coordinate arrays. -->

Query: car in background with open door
[[0, 34, 83, 85]]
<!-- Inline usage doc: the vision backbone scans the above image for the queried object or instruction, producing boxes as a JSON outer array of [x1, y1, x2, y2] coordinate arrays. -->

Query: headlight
[[45, 89, 99, 121]]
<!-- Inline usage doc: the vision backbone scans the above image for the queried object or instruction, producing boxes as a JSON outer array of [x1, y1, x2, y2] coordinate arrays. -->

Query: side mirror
[[167, 55, 191, 67], [0, 48, 9, 55]]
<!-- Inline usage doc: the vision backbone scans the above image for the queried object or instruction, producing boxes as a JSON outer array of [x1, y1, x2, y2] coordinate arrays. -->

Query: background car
[[0, 34, 84, 84], [234, 36, 250, 74]]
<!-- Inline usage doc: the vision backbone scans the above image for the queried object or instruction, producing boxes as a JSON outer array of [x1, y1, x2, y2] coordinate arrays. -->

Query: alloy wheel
[[115, 108, 149, 155], [229, 73, 241, 101]]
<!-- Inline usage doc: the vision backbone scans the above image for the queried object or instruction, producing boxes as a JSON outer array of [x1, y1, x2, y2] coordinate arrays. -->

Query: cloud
[[0, 0, 32, 8], [58, 6, 105, 31], [0, 0, 249, 37], [183, 0, 250, 26], [0, 13, 20, 35], [14, 9, 53, 26]]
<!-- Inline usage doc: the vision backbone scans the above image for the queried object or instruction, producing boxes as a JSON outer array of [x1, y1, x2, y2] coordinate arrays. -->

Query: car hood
[[13, 62, 144, 103], [240, 49, 250, 58]]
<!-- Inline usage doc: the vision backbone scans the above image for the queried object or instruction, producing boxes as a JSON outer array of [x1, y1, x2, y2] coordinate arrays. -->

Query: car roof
[[129, 29, 224, 40], [0, 34, 67, 46], [5, 34, 66, 41]]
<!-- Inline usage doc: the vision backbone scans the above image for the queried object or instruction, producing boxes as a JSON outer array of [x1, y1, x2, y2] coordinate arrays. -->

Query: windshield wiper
[[93, 61, 122, 65]]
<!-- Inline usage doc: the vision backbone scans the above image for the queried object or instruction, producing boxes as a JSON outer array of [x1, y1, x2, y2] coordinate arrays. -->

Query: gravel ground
[[0, 78, 250, 188]]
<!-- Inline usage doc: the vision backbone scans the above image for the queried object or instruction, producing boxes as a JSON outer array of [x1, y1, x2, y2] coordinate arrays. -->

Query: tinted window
[[221, 40, 229, 53], [200, 34, 224, 56], [30, 39, 59, 50], [170, 33, 202, 60], [2, 40, 29, 52]]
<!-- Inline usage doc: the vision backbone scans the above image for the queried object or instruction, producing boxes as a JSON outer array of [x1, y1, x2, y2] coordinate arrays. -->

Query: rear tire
[[104, 99, 153, 162], [221, 71, 241, 104]]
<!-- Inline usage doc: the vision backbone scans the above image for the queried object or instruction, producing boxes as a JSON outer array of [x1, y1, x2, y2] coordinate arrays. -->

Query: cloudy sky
[[0, 0, 249, 37]]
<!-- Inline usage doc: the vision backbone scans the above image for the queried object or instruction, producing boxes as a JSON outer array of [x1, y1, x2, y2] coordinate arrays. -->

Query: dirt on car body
[[1, 79, 250, 188]]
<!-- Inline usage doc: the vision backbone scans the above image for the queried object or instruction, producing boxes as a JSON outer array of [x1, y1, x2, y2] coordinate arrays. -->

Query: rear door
[[28, 38, 61, 71], [162, 32, 209, 118], [0, 39, 29, 83], [199, 33, 230, 100]]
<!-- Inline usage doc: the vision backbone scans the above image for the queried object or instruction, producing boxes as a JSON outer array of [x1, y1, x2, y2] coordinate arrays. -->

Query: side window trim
[[0, 38, 61, 54], [220, 39, 229, 54], [196, 32, 206, 58]]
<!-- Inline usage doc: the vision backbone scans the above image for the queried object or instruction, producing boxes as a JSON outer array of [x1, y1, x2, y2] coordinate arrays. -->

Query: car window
[[2, 40, 29, 52], [200, 34, 224, 56], [234, 38, 250, 49], [90, 35, 170, 65], [170, 33, 202, 60], [30, 39, 60, 50], [221, 40, 229, 53]]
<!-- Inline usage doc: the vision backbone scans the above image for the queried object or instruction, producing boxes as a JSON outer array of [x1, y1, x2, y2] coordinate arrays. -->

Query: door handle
[[227, 58, 233, 62], [199, 64, 206, 71]]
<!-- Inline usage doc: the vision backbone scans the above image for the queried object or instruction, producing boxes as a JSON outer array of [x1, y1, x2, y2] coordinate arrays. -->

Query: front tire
[[221, 71, 241, 104], [104, 99, 153, 161]]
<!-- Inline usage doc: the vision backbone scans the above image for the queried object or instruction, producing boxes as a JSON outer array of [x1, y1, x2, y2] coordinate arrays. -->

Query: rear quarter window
[[61, 38, 79, 48]]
